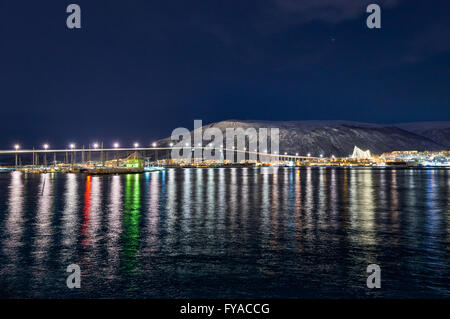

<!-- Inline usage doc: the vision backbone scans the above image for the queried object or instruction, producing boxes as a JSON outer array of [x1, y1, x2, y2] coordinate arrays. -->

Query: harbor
[[0, 144, 449, 174]]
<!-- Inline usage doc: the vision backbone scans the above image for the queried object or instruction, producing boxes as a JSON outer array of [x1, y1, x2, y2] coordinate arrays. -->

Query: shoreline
[[1, 165, 449, 175]]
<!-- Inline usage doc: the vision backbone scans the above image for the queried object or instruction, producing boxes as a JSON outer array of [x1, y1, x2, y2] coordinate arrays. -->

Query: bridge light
[[169, 142, 174, 147], [307, 153, 311, 157], [185, 143, 189, 147], [198, 143, 202, 147], [284, 152, 287, 155], [14, 144, 20, 150], [152, 142, 157, 147], [264, 149, 267, 153], [209, 143, 212, 147], [134, 143, 139, 148], [69, 143, 75, 149], [113, 143, 119, 148], [93, 143, 99, 149], [43, 144, 49, 150], [320, 154, 323, 158], [295, 153, 298, 156]]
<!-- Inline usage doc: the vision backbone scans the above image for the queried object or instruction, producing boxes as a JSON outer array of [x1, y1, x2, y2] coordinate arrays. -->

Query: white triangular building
[[351, 146, 371, 159]]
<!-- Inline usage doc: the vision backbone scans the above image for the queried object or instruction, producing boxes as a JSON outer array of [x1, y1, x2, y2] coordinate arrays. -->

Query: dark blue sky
[[0, 0, 449, 148]]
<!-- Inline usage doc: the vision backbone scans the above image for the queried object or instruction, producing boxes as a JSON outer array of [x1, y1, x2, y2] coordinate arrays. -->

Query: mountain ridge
[[159, 120, 450, 157]]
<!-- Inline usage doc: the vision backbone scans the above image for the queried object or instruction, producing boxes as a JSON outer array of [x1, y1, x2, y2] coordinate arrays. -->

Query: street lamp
[[113, 143, 119, 167], [14, 145, 20, 168], [90, 143, 99, 165], [43, 144, 49, 167], [69, 144, 75, 168]]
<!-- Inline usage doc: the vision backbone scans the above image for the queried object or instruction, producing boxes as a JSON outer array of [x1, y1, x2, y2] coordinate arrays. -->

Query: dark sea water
[[0, 168, 448, 298]]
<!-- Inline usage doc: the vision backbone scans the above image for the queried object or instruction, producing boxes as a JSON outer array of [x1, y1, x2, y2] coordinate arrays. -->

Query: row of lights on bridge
[[12, 144, 333, 158], [12, 142, 161, 150]]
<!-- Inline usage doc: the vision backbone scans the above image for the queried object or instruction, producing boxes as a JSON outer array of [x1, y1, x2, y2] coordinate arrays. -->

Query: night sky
[[1, 0, 449, 149]]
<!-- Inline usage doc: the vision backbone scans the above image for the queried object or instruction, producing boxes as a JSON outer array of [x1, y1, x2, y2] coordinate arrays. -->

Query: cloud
[[269, 0, 401, 24], [405, 22, 450, 62], [201, 0, 402, 42]]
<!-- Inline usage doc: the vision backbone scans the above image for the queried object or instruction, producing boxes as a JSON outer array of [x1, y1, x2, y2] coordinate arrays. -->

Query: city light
[[1, 143, 448, 170]]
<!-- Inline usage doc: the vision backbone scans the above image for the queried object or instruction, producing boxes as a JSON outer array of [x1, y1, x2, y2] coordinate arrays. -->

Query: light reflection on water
[[3, 171, 25, 290], [31, 174, 54, 292], [0, 168, 449, 298]]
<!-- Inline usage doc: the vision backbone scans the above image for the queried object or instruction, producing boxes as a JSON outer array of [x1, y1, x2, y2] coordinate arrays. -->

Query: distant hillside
[[159, 120, 448, 157], [395, 122, 450, 149]]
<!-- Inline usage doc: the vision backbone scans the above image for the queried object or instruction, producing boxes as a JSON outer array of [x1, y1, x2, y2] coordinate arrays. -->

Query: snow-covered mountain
[[159, 120, 449, 157], [395, 122, 450, 149]]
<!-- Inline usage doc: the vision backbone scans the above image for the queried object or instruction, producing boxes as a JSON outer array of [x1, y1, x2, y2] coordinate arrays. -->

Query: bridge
[[0, 145, 321, 168]]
